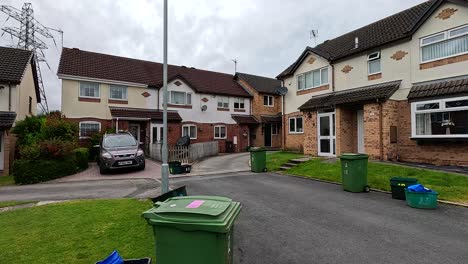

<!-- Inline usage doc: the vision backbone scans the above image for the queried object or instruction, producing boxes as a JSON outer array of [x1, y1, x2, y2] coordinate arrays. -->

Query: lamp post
[[161, 0, 169, 193]]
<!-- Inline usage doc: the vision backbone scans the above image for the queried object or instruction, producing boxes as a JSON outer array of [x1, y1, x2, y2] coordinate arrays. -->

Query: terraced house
[[278, 0, 468, 166], [58, 48, 275, 153], [0, 47, 40, 176]]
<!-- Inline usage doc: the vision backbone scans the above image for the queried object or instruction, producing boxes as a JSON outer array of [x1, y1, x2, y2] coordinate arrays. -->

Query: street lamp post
[[161, 0, 169, 193]]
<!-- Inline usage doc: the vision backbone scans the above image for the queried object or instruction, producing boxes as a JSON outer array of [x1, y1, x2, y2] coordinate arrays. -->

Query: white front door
[[318, 111, 336, 156], [151, 123, 164, 144], [129, 123, 141, 142], [357, 110, 365, 153], [0, 132, 4, 170]]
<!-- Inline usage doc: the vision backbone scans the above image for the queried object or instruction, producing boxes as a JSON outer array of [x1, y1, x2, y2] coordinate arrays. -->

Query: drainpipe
[[7, 82, 12, 111], [331, 63, 335, 92], [378, 100, 384, 160], [281, 80, 286, 149], [116, 117, 119, 132]]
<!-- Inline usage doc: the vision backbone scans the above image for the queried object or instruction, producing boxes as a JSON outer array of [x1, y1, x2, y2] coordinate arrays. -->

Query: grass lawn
[[0, 175, 15, 186], [0, 201, 35, 208], [266, 151, 304, 171], [0, 199, 155, 264], [285, 158, 468, 203]]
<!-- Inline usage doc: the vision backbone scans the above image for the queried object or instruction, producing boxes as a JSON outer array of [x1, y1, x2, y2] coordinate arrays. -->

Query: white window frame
[[367, 52, 381, 75], [288, 116, 304, 134], [182, 124, 197, 139], [79, 82, 100, 98], [420, 24, 468, 63], [411, 95, 468, 138], [214, 125, 227, 139], [264, 95, 274, 107], [234, 98, 245, 109], [79, 121, 101, 138], [109, 85, 128, 100], [296, 67, 329, 91], [170, 91, 192, 105], [217, 96, 229, 109]]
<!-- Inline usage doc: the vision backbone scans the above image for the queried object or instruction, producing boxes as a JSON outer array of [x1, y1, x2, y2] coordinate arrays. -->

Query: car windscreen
[[103, 135, 137, 148]]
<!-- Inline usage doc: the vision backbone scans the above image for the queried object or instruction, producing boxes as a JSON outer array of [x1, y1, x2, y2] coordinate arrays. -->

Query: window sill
[[214, 138, 227, 140], [411, 137, 468, 144], [108, 99, 128, 104], [368, 73, 382, 81], [296, 84, 329, 96], [234, 109, 246, 112], [168, 103, 192, 109], [79, 97, 101, 103], [217, 108, 230, 112], [289, 132, 304, 135]]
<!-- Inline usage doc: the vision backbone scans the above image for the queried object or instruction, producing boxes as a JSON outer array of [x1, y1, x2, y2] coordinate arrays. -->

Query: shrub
[[42, 112, 78, 142], [18, 143, 41, 160], [39, 138, 77, 159], [13, 157, 78, 185], [73, 148, 89, 170], [11, 115, 44, 146]]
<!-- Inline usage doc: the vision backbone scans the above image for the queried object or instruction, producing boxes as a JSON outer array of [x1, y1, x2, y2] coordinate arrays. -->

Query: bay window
[[297, 67, 328, 90], [421, 25, 468, 63], [412, 96, 468, 138]]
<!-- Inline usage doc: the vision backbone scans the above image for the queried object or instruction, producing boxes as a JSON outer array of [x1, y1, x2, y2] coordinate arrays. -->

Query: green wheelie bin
[[340, 153, 370, 193], [250, 147, 266, 172], [142, 196, 241, 264]]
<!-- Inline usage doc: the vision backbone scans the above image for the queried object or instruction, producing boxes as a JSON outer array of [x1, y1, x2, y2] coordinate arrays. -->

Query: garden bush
[[13, 157, 78, 185], [73, 148, 89, 170]]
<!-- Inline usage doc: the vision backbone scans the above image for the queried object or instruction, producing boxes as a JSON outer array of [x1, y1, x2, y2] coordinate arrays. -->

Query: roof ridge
[[237, 72, 277, 80]]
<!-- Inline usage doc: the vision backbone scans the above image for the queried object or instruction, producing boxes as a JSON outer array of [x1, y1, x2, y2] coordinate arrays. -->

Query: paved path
[[173, 172, 468, 264], [190, 152, 250, 176], [51, 159, 161, 183], [0, 179, 161, 201]]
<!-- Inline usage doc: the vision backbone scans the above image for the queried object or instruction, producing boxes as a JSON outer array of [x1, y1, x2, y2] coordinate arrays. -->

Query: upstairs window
[[80, 82, 100, 98], [421, 25, 468, 63], [367, 52, 381, 75], [182, 124, 197, 139], [297, 67, 328, 90], [234, 98, 245, 109], [217, 96, 229, 109], [264, 95, 274, 106], [109, 85, 128, 100], [170, 91, 191, 105]]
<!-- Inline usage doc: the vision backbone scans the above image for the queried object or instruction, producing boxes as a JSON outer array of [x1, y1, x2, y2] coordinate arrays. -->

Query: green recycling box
[[142, 196, 241, 264], [250, 147, 266, 172], [340, 153, 370, 193]]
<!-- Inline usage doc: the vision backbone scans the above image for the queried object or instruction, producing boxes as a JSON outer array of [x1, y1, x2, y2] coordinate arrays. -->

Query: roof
[[109, 107, 182, 122], [236, 72, 282, 94], [299, 80, 401, 111], [0, 111, 17, 129], [260, 114, 282, 124], [231, 115, 259, 125], [408, 76, 468, 101], [277, 0, 443, 78], [58, 48, 251, 98], [0, 47, 41, 102]]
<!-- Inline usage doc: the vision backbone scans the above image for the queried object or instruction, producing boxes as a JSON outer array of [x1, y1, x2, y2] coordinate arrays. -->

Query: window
[[297, 67, 328, 90], [28, 96, 32, 113], [80, 82, 100, 98], [79, 121, 101, 137], [412, 96, 468, 138], [214, 125, 227, 139], [170, 91, 191, 105], [217, 96, 229, 108], [182, 125, 197, 139], [289, 117, 303, 133], [109, 85, 128, 100], [271, 124, 279, 135], [367, 52, 381, 75], [264, 95, 274, 106], [234, 98, 245, 109], [421, 25, 468, 63]]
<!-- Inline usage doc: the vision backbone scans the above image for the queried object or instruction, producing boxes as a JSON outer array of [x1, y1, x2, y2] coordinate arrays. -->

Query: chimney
[[354, 37, 359, 49]]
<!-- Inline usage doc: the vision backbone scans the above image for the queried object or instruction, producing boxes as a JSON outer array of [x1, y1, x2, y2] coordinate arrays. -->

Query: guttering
[[57, 74, 149, 88], [111, 117, 151, 121]]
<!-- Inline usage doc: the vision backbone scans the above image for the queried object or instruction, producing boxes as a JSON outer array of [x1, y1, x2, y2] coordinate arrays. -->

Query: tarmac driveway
[[172, 172, 468, 264]]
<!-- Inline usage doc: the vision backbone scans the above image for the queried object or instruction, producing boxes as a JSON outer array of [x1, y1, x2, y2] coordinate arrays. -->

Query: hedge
[[73, 147, 89, 170]]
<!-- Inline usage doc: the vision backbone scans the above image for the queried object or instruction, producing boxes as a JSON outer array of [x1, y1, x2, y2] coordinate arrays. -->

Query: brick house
[[58, 47, 257, 153], [235, 73, 284, 149], [277, 0, 468, 166], [0, 47, 40, 176]]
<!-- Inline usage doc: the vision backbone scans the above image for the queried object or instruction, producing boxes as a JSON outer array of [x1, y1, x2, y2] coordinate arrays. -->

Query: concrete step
[[279, 166, 292, 171], [289, 157, 311, 164], [283, 163, 297, 167]]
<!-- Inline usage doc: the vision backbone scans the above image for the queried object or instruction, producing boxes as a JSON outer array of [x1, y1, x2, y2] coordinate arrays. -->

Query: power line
[[1, 3, 63, 113]]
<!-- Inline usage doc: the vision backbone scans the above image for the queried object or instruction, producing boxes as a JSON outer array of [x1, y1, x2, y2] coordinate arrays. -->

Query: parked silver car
[[97, 132, 145, 174]]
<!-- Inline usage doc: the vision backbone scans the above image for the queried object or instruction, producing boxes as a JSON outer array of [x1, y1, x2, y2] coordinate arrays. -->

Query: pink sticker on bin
[[186, 200, 205, 208]]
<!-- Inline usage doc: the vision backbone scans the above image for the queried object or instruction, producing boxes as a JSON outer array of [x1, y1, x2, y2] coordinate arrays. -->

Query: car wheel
[[139, 162, 146, 171], [99, 164, 108, 175]]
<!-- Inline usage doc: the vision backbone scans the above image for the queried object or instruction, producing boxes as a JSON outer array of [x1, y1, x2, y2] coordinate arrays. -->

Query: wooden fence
[[149, 141, 218, 163]]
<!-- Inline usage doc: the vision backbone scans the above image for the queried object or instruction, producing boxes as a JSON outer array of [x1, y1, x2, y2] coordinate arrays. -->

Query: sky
[[0, 0, 426, 111]]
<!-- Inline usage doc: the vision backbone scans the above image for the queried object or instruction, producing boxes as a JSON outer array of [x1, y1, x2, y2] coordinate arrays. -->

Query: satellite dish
[[275, 86, 288, 96], [201, 105, 208, 111]]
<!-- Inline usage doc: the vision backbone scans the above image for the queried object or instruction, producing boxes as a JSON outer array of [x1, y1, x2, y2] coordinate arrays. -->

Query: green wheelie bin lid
[[142, 195, 241, 233], [249, 147, 266, 152], [340, 153, 369, 160]]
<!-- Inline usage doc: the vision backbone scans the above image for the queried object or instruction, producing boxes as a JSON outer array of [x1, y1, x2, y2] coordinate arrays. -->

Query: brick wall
[[303, 111, 317, 155], [336, 107, 357, 155], [363, 103, 382, 159], [283, 111, 305, 151]]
